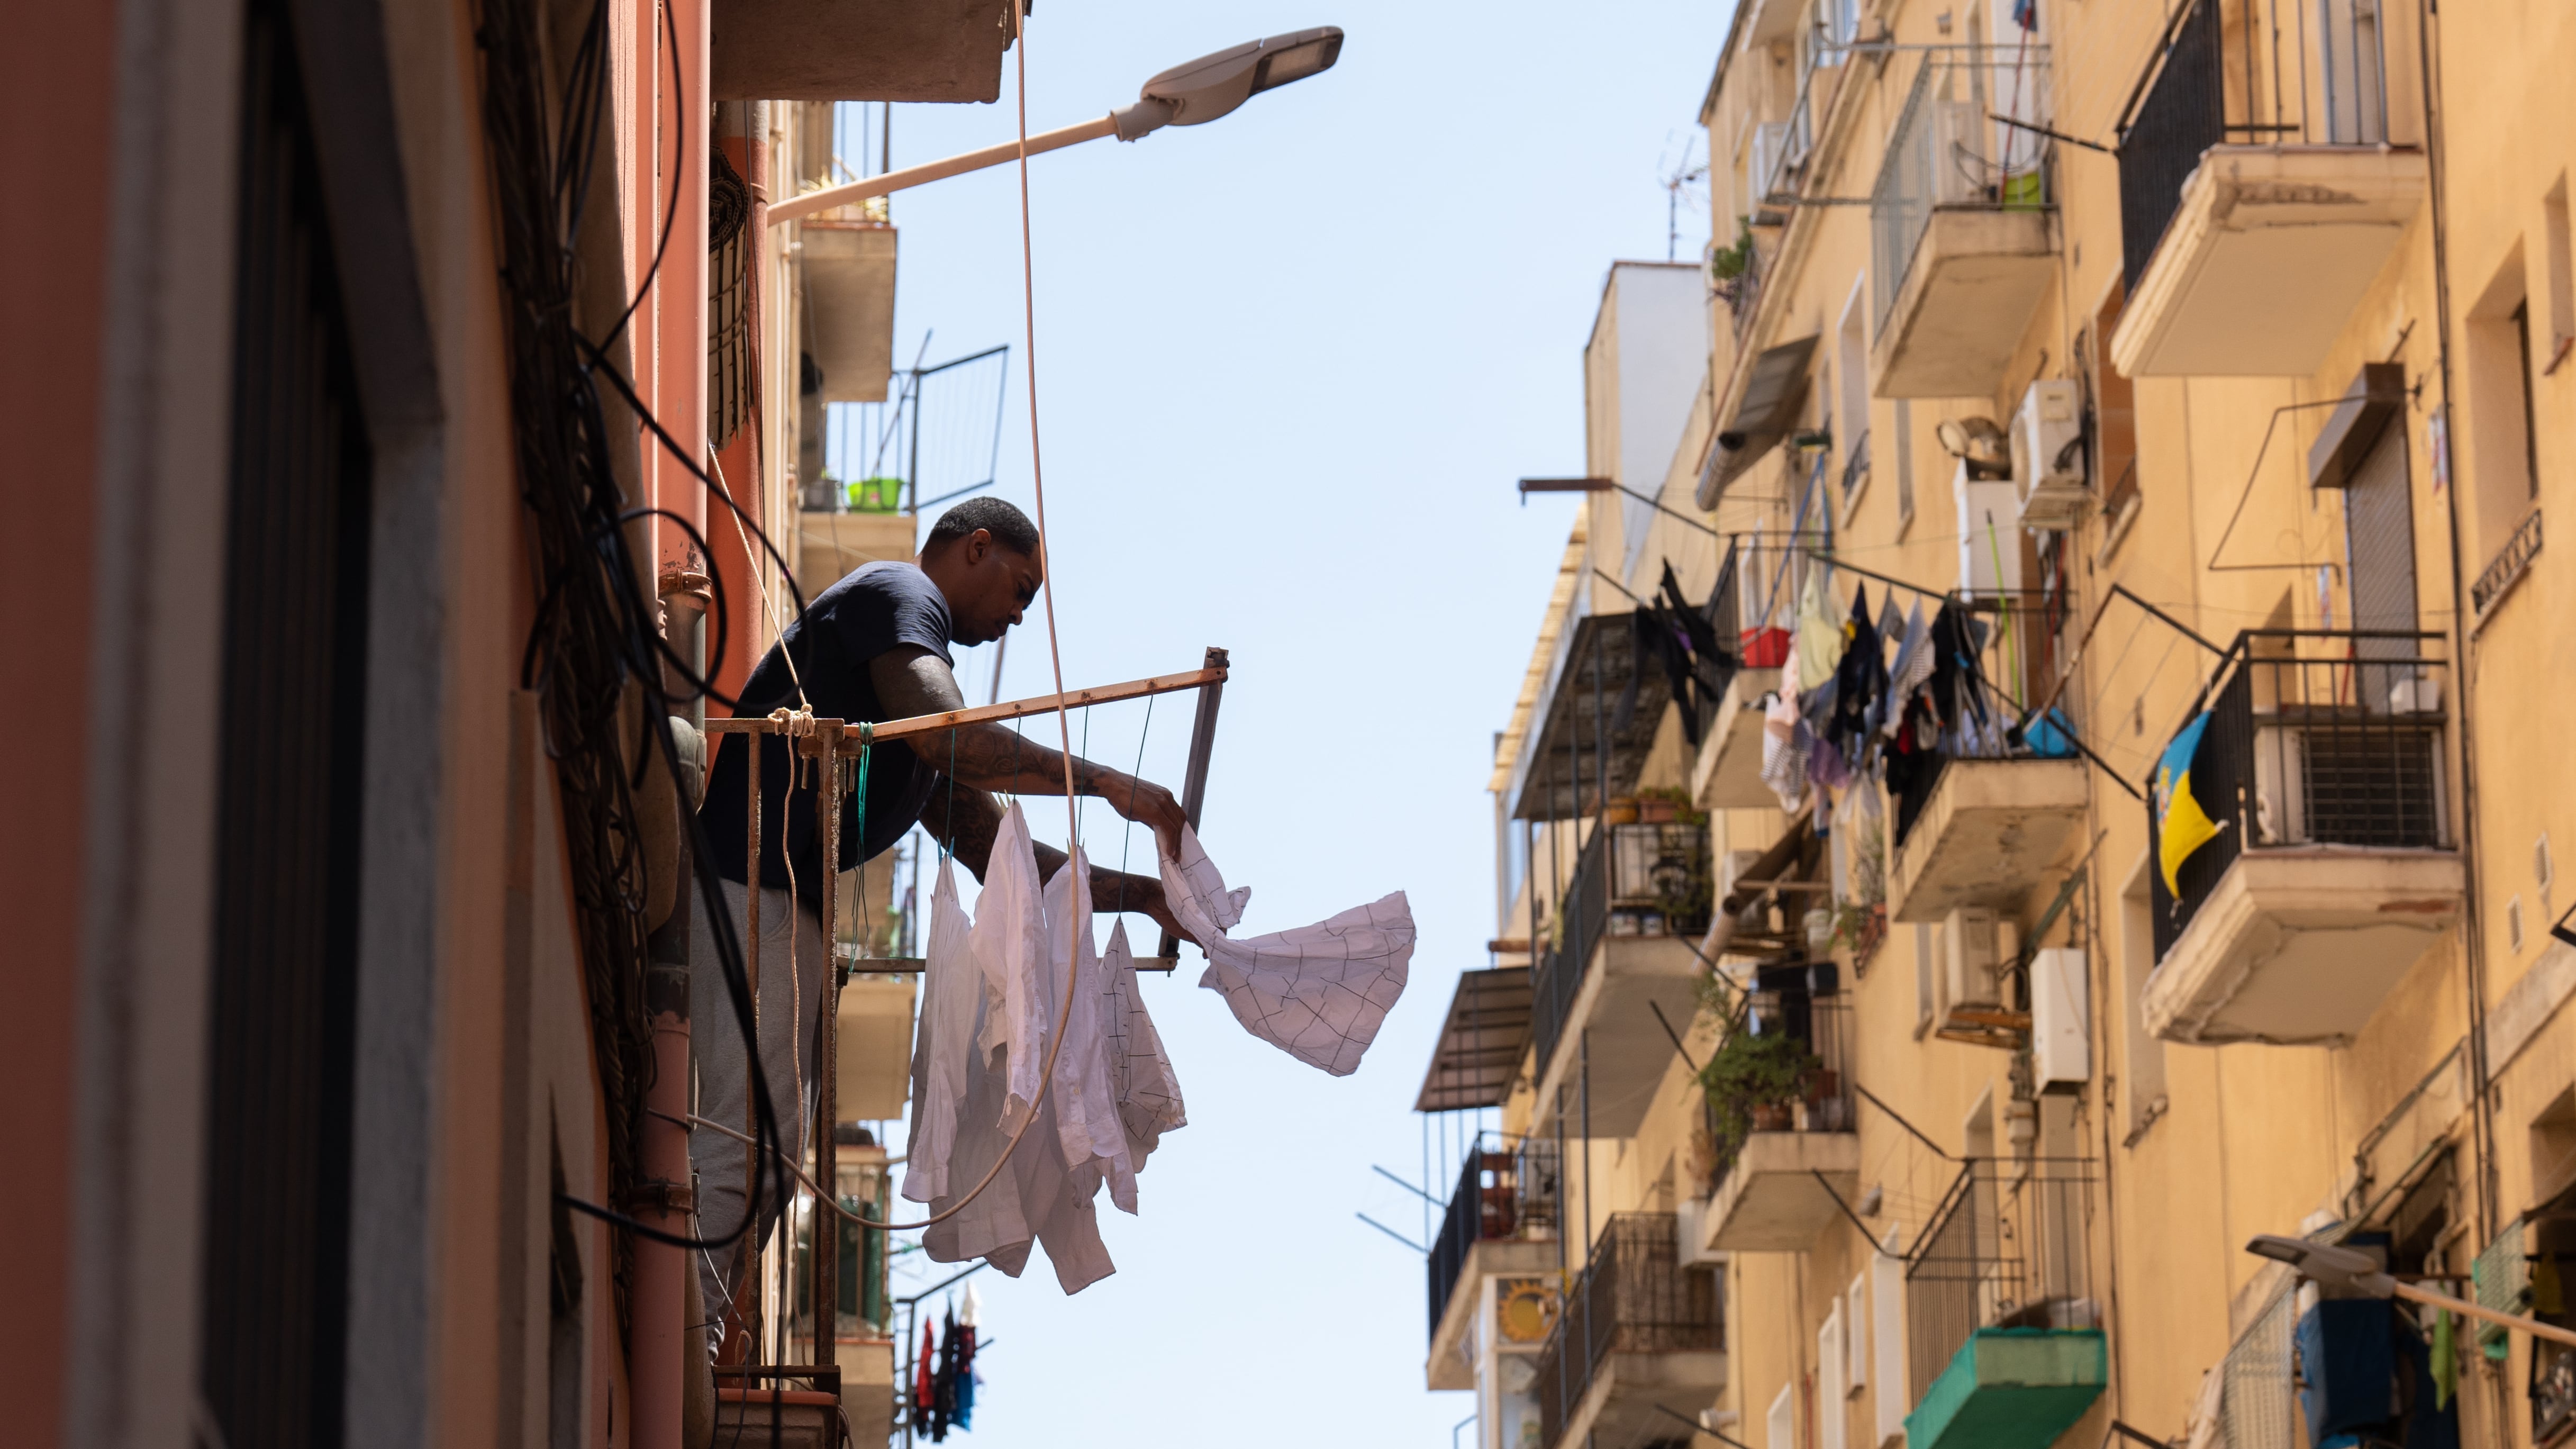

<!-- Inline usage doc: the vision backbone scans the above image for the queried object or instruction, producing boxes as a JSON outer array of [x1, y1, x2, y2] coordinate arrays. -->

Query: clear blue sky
[[860, 3, 1734, 1442]]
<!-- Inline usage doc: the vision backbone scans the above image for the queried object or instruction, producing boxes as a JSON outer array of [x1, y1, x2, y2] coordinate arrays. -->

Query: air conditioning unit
[[1942, 907, 2017, 1010], [2012, 379, 2089, 531], [2029, 947, 2088, 1092]]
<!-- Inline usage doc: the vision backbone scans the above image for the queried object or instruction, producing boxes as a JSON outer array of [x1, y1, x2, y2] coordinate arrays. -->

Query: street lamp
[[2245, 1233, 2576, 1347], [1518, 476, 1723, 540], [767, 27, 1344, 227]]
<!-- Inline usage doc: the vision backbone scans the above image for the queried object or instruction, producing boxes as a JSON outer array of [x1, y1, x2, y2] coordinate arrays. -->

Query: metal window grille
[[1873, 51, 2055, 335], [2219, 1285, 2300, 1449], [2149, 630, 2451, 961], [1427, 1136, 1562, 1343], [1904, 1160, 2096, 1408]]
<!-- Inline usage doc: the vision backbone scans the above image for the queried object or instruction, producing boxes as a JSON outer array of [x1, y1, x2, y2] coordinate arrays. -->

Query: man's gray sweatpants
[[687, 877, 830, 1326]]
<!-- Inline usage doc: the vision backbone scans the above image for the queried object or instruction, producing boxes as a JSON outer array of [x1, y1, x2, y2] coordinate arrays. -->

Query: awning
[[1507, 608, 1673, 821], [1413, 968, 1534, 1112], [1697, 334, 1818, 508]]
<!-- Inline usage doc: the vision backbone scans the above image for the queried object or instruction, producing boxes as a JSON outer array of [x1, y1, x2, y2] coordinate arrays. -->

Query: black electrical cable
[[471, 0, 812, 1329]]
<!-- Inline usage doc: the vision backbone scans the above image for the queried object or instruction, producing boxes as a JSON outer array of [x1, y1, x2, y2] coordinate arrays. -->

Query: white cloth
[[1761, 685, 1811, 812], [1039, 847, 1131, 1192], [918, 815, 1125, 1294], [900, 858, 975, 1206], [1159, 827, 1413, 1077], [969, 803, 1049, 1129], [1102, 921, 1186, 1169]]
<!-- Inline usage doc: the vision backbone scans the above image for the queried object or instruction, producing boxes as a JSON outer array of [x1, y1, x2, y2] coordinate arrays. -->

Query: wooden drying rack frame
[[697, 653, 1226, 1374]]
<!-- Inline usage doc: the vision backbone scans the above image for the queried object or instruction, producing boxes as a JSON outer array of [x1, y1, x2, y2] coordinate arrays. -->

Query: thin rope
[[829, 2, 1092, 1231], [709, 448, 809, 710]]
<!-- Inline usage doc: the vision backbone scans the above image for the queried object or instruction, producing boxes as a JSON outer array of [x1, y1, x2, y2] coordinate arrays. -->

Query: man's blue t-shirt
[[697, 560, 953, 907]]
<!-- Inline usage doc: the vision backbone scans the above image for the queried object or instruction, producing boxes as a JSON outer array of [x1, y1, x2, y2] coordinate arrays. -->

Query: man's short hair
[[925, 497, 1040, 556]]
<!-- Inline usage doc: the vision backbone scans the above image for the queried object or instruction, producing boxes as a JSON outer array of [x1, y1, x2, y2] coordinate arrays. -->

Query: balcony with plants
[[1869, 51, 2060, 400], [1533, 1213, 1726, 1449], [1687, 967, 1860, 1255], [2139, 629, 2460, 1046], [2110, 0, 2426, 377], [1426, 1135, 1563, 1391]]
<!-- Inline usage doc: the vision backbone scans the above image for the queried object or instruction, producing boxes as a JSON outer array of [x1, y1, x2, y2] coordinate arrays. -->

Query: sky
[[845, 3, 1736, 1443]]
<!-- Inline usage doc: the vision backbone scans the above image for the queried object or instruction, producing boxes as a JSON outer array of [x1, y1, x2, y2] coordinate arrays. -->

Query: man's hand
[[1087, 767, 1189, 865]]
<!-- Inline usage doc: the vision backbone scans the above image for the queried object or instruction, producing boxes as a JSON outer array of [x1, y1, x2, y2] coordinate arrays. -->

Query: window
[[1768, 1382, 1799, 1449], [1914, 921, 1939, 1036], [2120, 856, 2169, 1141], [2089, 282, 2139, 549], [1846, 1273, 1870, 1393], [1894, 399, 1915, 533], [2548, 177, 2574, 370], [1872, 1232, 1908, 1446], [2468, 251, 2541, 558], [1838, 280, 1872, 521], [1819, 1305, 1848, 1449]]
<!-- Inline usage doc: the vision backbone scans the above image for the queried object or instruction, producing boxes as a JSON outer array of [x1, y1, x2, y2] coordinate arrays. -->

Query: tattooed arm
[[876, 645, 1198, 946]]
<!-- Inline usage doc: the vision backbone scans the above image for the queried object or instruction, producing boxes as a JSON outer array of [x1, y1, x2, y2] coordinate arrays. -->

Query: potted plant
[[1605, 795, 1641, 826], [1697, 1028, 1824, 1149]]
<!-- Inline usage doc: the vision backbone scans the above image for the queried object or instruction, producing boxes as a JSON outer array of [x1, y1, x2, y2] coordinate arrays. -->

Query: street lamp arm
[[765, 114, 1119, 227], [2389, 1279, 2576, 1349]]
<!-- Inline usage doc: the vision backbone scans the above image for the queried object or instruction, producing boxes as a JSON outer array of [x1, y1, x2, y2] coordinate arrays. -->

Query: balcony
[[712, 0, 1012, 103], [1535, 1214, 1726, 1449], [802, 219, 897, 403], [1870, 54, 2058, 400], [2141, 631, 2460, 1046], [2110, 0, 2425, 377], [1903, 1160, 2104, 1449], [1531, 826, 1713, 1137], [1693, 976, 1860, 1253], [1427, 1136, 1562, 1390], [1692, 541, 1784, 809], [1885, 599, 2089, 923]]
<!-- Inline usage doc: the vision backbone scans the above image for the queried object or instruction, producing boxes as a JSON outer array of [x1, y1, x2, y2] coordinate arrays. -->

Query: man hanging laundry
[[689, 496, 1195, 1317]]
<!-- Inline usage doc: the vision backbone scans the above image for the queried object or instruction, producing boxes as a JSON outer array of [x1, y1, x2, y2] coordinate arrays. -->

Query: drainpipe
[[656, 0, 711, 579]]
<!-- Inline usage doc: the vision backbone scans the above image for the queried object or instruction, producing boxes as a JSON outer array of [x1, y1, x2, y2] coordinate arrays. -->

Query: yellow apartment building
[[1412, 3, 2576, 1449]]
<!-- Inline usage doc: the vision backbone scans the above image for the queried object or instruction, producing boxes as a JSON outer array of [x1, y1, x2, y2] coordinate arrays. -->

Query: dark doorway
[[196, 3, 375, 1445]]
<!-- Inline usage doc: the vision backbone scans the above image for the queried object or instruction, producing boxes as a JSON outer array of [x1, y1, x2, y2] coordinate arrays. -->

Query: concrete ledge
[[2140, 848, 2463, 1046], [1703, 1131, 1861, 1252], [1428, 1238, 1559, 1391], [1888, 759, 2088, 923], [2110, 146, 2427, 378], [1531, 937, 1704, 1138], [1906, 1328, 2106, 1449], [1556, 1347, 1730, 1449], [1872, 209, 2057, 400]]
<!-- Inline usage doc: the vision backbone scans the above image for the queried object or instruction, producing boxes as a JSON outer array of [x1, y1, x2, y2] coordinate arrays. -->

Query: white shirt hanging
[[901, 857, 976, 1206], [969, 802, 1049, 1129]]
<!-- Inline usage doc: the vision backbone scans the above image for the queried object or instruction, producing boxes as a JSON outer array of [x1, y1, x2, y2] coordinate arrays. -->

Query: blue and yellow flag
[[2156, 712, 2222, 895]]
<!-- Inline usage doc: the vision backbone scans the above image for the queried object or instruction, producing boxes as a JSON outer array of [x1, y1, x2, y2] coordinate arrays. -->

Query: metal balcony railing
[[2119, 0, 2393, 289], [1872, 50, 2055, 335], [1531, 829, 1611, 1081], [2148, 630, 2451, 961], [1535, 1213, 1723, 1447], [1706, 984, 1855, 1200], [1905, 1158, 2097, 1407], [1426, 1135, 1561, 1344], [1887, 585, 2080, 851]]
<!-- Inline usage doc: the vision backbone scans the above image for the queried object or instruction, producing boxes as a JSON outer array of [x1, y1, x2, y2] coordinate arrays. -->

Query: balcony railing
[[2472, 508, 2543, 621], [1535, 1213, 1723, 1447], [1706, 980, 1855, 1200], [2148, 630, 2451, 961], [1531, 821, 1711, 1078], [1427, 1135, 1561, 1344], [1905, 1158, 2096, 1409], [1532, 829, 1610, 1079], [1888, 588, 2078, 851], [2119, 0, 2392, 290], [1872, 50, 2055, 336]]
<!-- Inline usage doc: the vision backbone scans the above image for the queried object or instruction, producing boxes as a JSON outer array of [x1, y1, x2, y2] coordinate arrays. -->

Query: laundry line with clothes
[[702, 663, 1416, 1311]]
